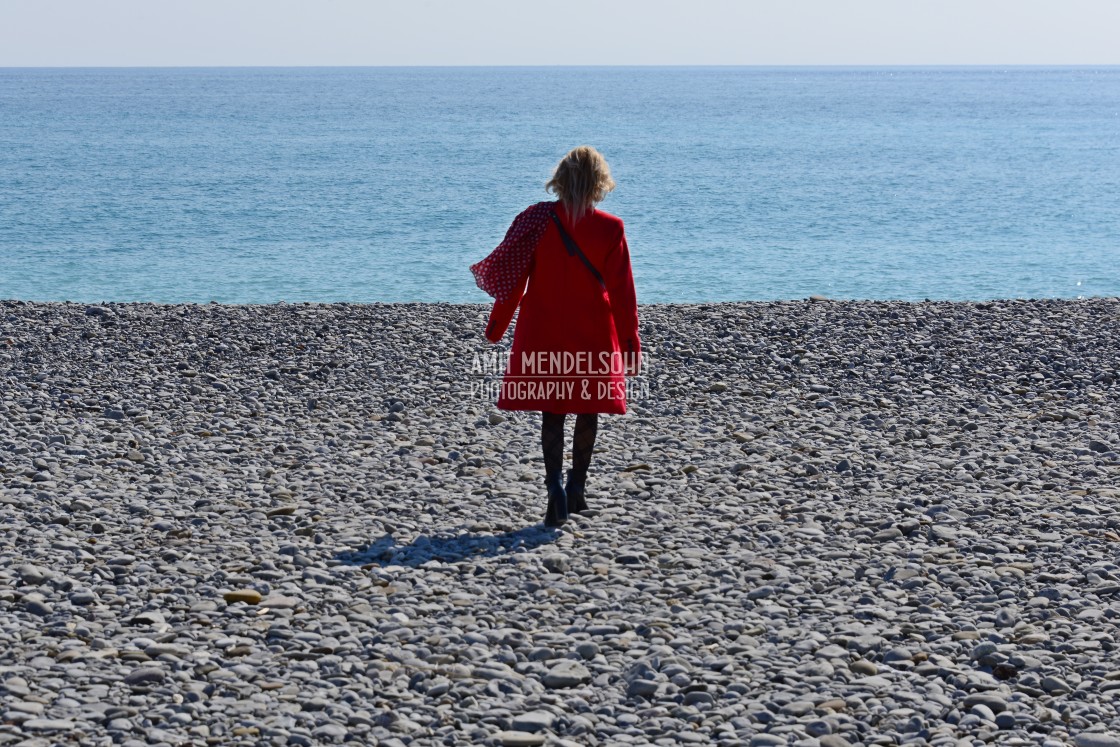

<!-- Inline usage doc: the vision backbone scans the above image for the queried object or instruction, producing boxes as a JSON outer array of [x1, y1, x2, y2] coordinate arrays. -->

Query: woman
[[470, 146, 641, 528]]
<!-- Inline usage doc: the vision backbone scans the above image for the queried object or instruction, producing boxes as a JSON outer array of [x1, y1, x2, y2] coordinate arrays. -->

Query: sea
[[1, 66, 1118, 304]]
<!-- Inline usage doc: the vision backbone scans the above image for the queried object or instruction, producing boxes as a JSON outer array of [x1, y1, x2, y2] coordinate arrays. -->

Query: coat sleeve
[[603, 226, 641, 366], [484, 260, 531, 343]]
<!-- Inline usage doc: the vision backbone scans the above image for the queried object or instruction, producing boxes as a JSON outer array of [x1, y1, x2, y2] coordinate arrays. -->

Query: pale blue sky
[[2, 0, 1118, 67]]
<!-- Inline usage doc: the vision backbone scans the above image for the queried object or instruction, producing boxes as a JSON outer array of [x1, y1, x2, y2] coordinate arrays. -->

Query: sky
[[1, 0, 1118, 67]]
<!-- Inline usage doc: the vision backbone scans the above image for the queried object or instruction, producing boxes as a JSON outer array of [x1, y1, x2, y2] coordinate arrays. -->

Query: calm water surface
[[1, 67, 1118, 302]]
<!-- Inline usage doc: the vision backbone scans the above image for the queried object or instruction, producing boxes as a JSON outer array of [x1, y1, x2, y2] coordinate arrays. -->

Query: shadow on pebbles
[[1, 298, 1119, 746]]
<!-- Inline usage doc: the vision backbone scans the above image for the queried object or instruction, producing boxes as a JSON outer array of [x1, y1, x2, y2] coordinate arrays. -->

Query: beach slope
[[1, 299, 1119, 743]]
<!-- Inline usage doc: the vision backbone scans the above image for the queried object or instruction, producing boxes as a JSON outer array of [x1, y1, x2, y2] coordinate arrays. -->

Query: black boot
[[544, 470, 568, 528], [566, 469, 589, 514]]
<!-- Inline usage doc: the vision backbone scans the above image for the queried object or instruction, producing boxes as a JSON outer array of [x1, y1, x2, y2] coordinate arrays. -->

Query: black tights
[[541, 411, 599, 481]]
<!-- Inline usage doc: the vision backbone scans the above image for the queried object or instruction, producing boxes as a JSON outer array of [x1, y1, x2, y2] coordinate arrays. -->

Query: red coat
[[485, 201, 640, 414]]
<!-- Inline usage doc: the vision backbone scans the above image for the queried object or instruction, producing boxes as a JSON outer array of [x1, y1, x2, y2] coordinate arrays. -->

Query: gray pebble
[[510, 711, 556, 733], [123, 668, 165, 687], [542, 660, 591, 689]]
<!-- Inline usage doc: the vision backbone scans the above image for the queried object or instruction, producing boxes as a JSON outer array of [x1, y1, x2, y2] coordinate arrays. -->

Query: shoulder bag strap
[[550, 212, 606, 289]]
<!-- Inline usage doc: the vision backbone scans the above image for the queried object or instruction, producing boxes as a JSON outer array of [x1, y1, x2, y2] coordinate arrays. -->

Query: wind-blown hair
[[545, 146, 616, 222]]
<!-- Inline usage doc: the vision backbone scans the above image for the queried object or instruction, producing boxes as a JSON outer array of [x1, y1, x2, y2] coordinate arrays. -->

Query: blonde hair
[[545, 146, 616, 222]]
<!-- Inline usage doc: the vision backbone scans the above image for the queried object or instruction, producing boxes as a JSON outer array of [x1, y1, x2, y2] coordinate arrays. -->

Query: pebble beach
[[2, 298, 1120, 747]]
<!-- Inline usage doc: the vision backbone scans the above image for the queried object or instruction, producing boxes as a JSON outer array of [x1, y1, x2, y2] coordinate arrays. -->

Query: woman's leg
[[541, 411, 568, 526], [541, 411, 565, 478], [566, 413, 598, 513]]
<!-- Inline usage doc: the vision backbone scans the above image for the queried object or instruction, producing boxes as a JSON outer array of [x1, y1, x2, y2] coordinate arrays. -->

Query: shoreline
[[4, 296, 1119, 307], [2, 299, 1119, 743]]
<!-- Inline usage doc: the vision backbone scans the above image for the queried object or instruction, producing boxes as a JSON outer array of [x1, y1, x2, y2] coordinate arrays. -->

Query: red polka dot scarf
[[470, 202, 554, 301]]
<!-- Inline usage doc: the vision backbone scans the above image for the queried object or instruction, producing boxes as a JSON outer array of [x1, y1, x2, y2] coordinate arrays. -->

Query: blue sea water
[[1, 66, 1118, 303]]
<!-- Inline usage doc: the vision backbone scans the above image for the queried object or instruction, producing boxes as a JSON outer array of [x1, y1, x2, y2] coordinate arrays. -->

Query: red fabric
[[483, 201, 641, 414], [470, 203, 553, 301]]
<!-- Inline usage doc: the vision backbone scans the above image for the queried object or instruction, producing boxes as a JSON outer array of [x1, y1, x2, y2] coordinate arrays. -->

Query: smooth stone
[[930, 525, 957, 541], [130, 611, 165, 626], [5, 712, 35, 726], [542, 660, 591, 689], [8, 702, 44, 716], [627, 679, 659, 698], [850, 659, 878, 676], [781, 700, 814, 716], [995, 712, 1017, 730], [22, 719, 76, 732], [260, 594, 300, 609], [806, 720, 833, 737], [311, 724, 347, 740], [123, 668, 165, 686], [18, 564, 51, 585], [882, 647, 912, 663], [1041, 675, 1072, 694], [1075, 736, 1120, 747], [146, 727, 192, 745], [971, 704, 997, 722], [143, 643, 190, 658], [542, 554, 569, 573], [962, 693, 1008, 714], [851, 675, 892, 689], [751, 736, 787, 747], [223, 589, 263, 605], [995, 608, 1018, 628], [971, 642, 999, 659], [497, 731, 547, 747], [24, 599, 53, 617], [510, 711, 556, 733], [69, 590, 97, 605], [683, 690, 715, 707]]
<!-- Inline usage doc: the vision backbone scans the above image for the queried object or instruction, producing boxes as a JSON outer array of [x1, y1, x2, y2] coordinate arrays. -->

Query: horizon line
[[3, 63, 1120, 70], [6, 63, 1120, 69]]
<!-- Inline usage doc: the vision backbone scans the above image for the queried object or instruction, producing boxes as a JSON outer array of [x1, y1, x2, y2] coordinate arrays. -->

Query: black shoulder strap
[[550, 212, 605, 289]]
